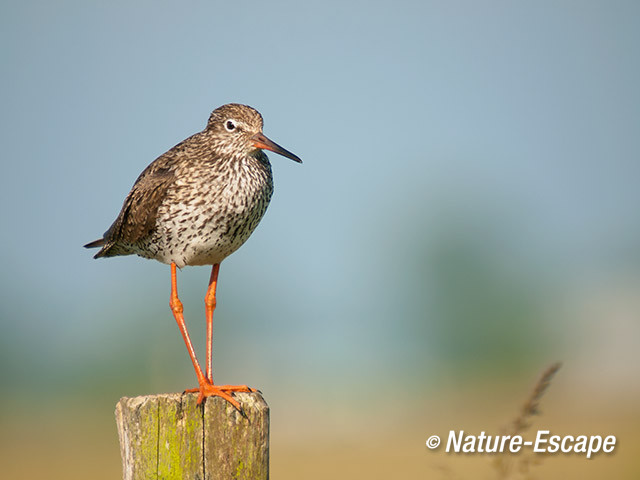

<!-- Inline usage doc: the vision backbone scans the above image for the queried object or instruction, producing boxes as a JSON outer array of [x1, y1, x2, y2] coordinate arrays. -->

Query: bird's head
[[206, 103, 302, 163]]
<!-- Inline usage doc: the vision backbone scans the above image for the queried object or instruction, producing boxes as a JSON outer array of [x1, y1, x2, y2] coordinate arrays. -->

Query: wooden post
[[115, 392, 269, 480]]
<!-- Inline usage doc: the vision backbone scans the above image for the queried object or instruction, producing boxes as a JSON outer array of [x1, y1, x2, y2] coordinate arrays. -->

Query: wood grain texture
[[115, 392, 269, 480]]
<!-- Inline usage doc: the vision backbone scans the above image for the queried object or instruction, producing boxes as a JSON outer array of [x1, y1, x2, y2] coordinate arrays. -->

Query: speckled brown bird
[[85, 103, 301, 410]]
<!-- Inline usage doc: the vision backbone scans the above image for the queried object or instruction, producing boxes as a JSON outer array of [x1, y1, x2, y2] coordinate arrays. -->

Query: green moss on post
[[115, 392, 269, 480]]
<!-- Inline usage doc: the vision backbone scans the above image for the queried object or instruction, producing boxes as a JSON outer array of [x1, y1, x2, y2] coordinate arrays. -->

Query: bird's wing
[[87, 132, 208, 258], [101, 159, 177, 248]]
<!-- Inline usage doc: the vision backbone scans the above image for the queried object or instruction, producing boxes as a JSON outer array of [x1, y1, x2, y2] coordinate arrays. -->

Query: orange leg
[[204, 263, 220, 382], [170, 262, 209, 388], [169, 263, 254, 410], [202, 263, 257, 395]]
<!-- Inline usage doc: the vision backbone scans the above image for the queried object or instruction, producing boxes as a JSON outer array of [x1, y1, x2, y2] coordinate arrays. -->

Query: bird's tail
[[84, 238, 105, 249], [84, 237, 131, 259], [84, 238, 112, 259]]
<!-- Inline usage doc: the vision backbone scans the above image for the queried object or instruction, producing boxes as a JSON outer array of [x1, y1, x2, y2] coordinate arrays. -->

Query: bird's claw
[[182, 382, 258, 415]]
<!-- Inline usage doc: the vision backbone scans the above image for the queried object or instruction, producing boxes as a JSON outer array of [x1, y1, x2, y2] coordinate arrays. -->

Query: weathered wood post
[[115, 392, 269, 480]]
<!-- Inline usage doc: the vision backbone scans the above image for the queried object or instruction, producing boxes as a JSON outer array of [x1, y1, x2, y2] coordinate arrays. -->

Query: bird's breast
[[150, 155, 274, 267]]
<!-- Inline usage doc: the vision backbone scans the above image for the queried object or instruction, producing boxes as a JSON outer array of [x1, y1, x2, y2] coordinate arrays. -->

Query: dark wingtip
[[84, 238, 108, 258], [84, 238, 105, 249]]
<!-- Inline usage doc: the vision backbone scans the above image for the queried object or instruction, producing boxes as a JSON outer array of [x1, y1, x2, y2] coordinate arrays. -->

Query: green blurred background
[[1, 1, 638, 478]]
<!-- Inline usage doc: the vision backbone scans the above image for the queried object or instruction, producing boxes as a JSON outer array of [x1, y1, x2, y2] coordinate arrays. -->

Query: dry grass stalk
[[493, 362, 562, 479], [435, 363, 562, 480], [509, 362, 562, 436]]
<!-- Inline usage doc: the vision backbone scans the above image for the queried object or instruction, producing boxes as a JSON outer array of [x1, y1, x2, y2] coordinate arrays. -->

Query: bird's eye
[[225, 119, 237, 132]]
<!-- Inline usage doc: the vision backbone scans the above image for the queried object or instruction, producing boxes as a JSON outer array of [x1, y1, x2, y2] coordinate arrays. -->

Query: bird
[[84, 103, 301, 411]]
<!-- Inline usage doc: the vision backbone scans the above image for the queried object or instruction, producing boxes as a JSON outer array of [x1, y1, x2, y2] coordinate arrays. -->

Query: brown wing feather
[[85, 129, 211, 259], [91, 158, 177, 258]]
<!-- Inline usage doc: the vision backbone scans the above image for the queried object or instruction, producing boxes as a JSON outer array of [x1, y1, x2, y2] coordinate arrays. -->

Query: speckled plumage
[[86, 103, 301, 268]]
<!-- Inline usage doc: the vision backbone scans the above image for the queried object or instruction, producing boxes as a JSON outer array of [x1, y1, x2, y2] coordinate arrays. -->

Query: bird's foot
[[183, 381, 258, 412]]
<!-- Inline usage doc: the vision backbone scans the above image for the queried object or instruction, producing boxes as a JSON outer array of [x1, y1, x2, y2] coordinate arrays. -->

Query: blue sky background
[[1, 1, 639, 477]]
